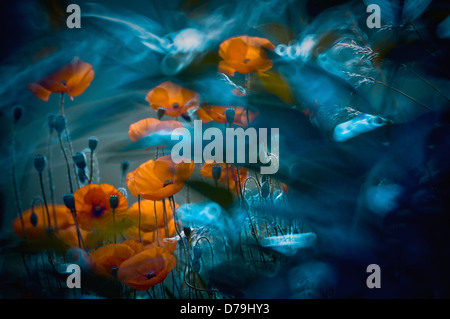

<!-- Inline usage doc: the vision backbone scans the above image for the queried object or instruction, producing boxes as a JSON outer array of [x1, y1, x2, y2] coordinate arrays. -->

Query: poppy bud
[[225, 108, 235, 124], [121, 161, 129, 173], [30, 211, 38, 227], [193, 244, 202, 260], [47, 113, 56, 132], [33, 154, 47, 173], [157, 107, 165, 120], [73, 152, 87, 170], [183, 226, 191, 238], [192, 259, 201, 273], [53, 115, 66, 135], [88, 136, 98, 152], [212, 164, 222, 181], [63, 193, 75, 211], [13, 105, 23, 123], [261, 181, 270, 198], [109, 195, 119, 210]]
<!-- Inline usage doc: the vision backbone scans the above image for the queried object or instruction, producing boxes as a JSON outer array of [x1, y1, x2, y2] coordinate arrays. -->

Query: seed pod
[[63, 193, 75, 210], [192, 259, 201, 273], [88, 136, 98, 152], [78, 168, 86, 183], [47, 113, 56, 132], [225, 108, 235, 124], [109, 195, 119, 210], [73, 152, 87, 170], [53, 115, 66, 135], [33, 154, 47, 173]]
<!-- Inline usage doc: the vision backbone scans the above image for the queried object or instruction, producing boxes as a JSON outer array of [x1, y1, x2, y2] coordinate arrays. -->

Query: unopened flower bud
[[157, 107, 165, 120], [121, 161, 129, 173], [212, 164, 222, 181], [73, 152, 87, 170], [13, 106, 23, 123], [225, 108, 235, 124], [53, 115, 66, 135], [33, 154, 47, 173], [88, 136, 98, 152], [30, 211, 38, 227], [193, 244, 202, 260], [109, 195, 119, 210], [63, 193, 75, 210], [261, 181, 270, 199], [192, 259, 201, 273], [78, 168, 86, 183]]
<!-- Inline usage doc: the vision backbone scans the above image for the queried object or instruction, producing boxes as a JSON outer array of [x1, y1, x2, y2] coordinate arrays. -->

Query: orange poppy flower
[[89, 243, 136, 278], [145, 81, 199, 118], [122, 239, 146, 255], [126, 199, 178, 232], [27, 57, 94, 102], [128, 118, 184, 143], [56, 225, 94, 249], [74, 183, 128, 231], [200, 162, 248, 194], [117, 246, 176, 290], [126, 218, 177, 244], [126, 155, 195, 201], [144, 237, 178, 255], [12, 204, 74, 240], [196, 105, 257, 128], [218, 36, 275, 76]]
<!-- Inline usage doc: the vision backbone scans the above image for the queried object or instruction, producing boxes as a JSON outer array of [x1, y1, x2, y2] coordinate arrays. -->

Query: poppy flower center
[[147, 270, 157, 280], [164, 179, 173, 187], [243, 58, 250, 64], [92, 205, 106, 217], [172, 102, 179, 109]]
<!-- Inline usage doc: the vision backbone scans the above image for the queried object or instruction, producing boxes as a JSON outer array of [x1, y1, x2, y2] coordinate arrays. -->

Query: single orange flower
[[27, 57, 94, 101], [74, 183, 128, 230], [117, 246, 176, 290], [145, 81, 199, 118], [12, 204, 74, 240], [122, 239, 146, 255], [89, 243, 136, 278], [56, 225, 94, 249], [200, 162, 248, 194], [125, 219, 177, 245], [218, 36, 275, 76], [126, 155, 194, 201], [196, 105, 257, 128], [126, 199, 178, 232], [144, 237, 178, 255], [128, 118, 184, 143]]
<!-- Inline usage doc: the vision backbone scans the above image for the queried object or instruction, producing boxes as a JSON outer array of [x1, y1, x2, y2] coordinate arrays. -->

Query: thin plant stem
[[38, 172, 52, 230], [89, 151, 94, 184], [153, 200, 160, 246], [11, 125, 26, 239], [138, 195, 142, 243], [47, 130, 57, 230], [162, 198, 169, 238], [58, 134, 74, 193], [403, 64, 449, 102]]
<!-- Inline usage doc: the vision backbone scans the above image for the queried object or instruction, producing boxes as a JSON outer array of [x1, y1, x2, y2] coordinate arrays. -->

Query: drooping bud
[[183, 226, 191, 238], [88, 136, 98, 152], [157, 107, 165, 120], [193, 244, 202, 260], [109, 195, 119, 210], [73, 152, 87, 170], [13, 105, 23, 123], [33, 154, 47, 173], [261, 181, 270, 199], [30, 211, 38, 227], [63, 193, 75, 211], [53, 115, 66, 135], [225, 108, 235, 124], [212, 164, 222, 181], [121, 161, 129, 173]]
